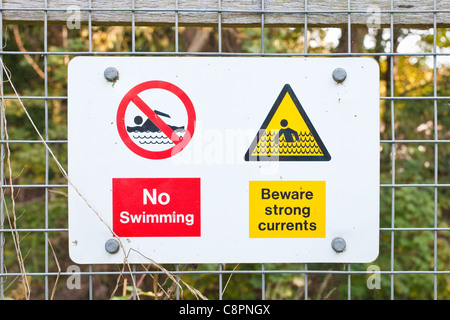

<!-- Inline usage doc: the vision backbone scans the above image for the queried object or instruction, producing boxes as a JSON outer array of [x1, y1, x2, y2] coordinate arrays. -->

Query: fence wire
[[0, 1, 449, 300]]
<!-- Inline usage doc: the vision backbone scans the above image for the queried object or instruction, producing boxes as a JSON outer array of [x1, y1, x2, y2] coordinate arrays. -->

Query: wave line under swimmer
[[132, 129, 185, 140], [138, 140, 174, 145]]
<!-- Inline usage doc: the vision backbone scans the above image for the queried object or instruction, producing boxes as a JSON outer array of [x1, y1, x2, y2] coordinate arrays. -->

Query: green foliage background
[[0, 24, 448, 300]]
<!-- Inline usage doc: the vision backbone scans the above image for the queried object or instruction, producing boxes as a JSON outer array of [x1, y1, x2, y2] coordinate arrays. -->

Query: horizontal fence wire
[[0, 0, 449, 300]]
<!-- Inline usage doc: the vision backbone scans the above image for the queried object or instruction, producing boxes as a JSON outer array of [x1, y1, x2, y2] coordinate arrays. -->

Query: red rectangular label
[[113, 178, 201, 237]]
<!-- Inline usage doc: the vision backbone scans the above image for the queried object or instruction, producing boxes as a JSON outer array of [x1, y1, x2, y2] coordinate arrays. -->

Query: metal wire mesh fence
[[0, 0, 449, 300]]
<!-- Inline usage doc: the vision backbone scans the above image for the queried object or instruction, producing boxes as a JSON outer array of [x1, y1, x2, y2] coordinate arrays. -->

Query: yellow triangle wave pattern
[[251, 130, 324, 157]]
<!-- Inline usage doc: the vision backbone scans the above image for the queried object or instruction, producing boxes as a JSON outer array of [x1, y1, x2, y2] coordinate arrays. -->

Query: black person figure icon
[[275, 119, 299, 143]]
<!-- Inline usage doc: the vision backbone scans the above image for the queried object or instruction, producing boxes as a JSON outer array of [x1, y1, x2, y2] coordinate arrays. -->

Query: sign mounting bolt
[[104, 67, 119, 82], [332, 68, 347, 83], [331, 237, 346, 253], [105, 238, 120, 254]]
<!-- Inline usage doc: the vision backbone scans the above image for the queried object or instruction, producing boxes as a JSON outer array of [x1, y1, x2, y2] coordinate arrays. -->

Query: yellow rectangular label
[[249, 181, 326, 238]]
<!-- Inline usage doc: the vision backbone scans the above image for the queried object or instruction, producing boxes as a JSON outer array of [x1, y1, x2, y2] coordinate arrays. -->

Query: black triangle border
[[244, 84, 331, 162]]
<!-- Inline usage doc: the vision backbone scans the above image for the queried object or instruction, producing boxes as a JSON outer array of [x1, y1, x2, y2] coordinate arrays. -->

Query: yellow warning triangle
[[245, 84, 331, 161]]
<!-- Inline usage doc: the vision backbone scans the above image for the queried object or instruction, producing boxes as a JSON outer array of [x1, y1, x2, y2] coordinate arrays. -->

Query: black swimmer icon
[[126, 110, 185, 133]]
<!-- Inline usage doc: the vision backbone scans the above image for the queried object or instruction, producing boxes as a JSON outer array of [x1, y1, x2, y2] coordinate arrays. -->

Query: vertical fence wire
[[432, 0, 438, 301], [43, 0, 48, 300], [0, 1, 448, 300], [0, 0, 4, 301], [389, 0, 396, 300]]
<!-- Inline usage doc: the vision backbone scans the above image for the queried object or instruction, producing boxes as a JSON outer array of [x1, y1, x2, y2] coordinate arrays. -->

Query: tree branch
[[12, 25, 45, 80]]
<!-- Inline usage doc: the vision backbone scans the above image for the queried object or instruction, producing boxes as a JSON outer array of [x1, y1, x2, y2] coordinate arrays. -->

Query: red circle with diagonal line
[[116, 81, 196, 159]]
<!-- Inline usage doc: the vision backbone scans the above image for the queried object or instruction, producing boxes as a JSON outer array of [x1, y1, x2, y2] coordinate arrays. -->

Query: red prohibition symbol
[[116, 81, 196, 160]]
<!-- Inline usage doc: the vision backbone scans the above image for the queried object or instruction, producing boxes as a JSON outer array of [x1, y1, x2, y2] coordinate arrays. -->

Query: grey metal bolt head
[[104, 67, 119, 82], [331, 237, 346, 253], [332, 68, 347, 83], [105, 238, 120, 254]]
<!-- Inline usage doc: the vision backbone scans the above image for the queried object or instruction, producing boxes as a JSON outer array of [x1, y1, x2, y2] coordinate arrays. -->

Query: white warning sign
[[68, 57, 379, 264]]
